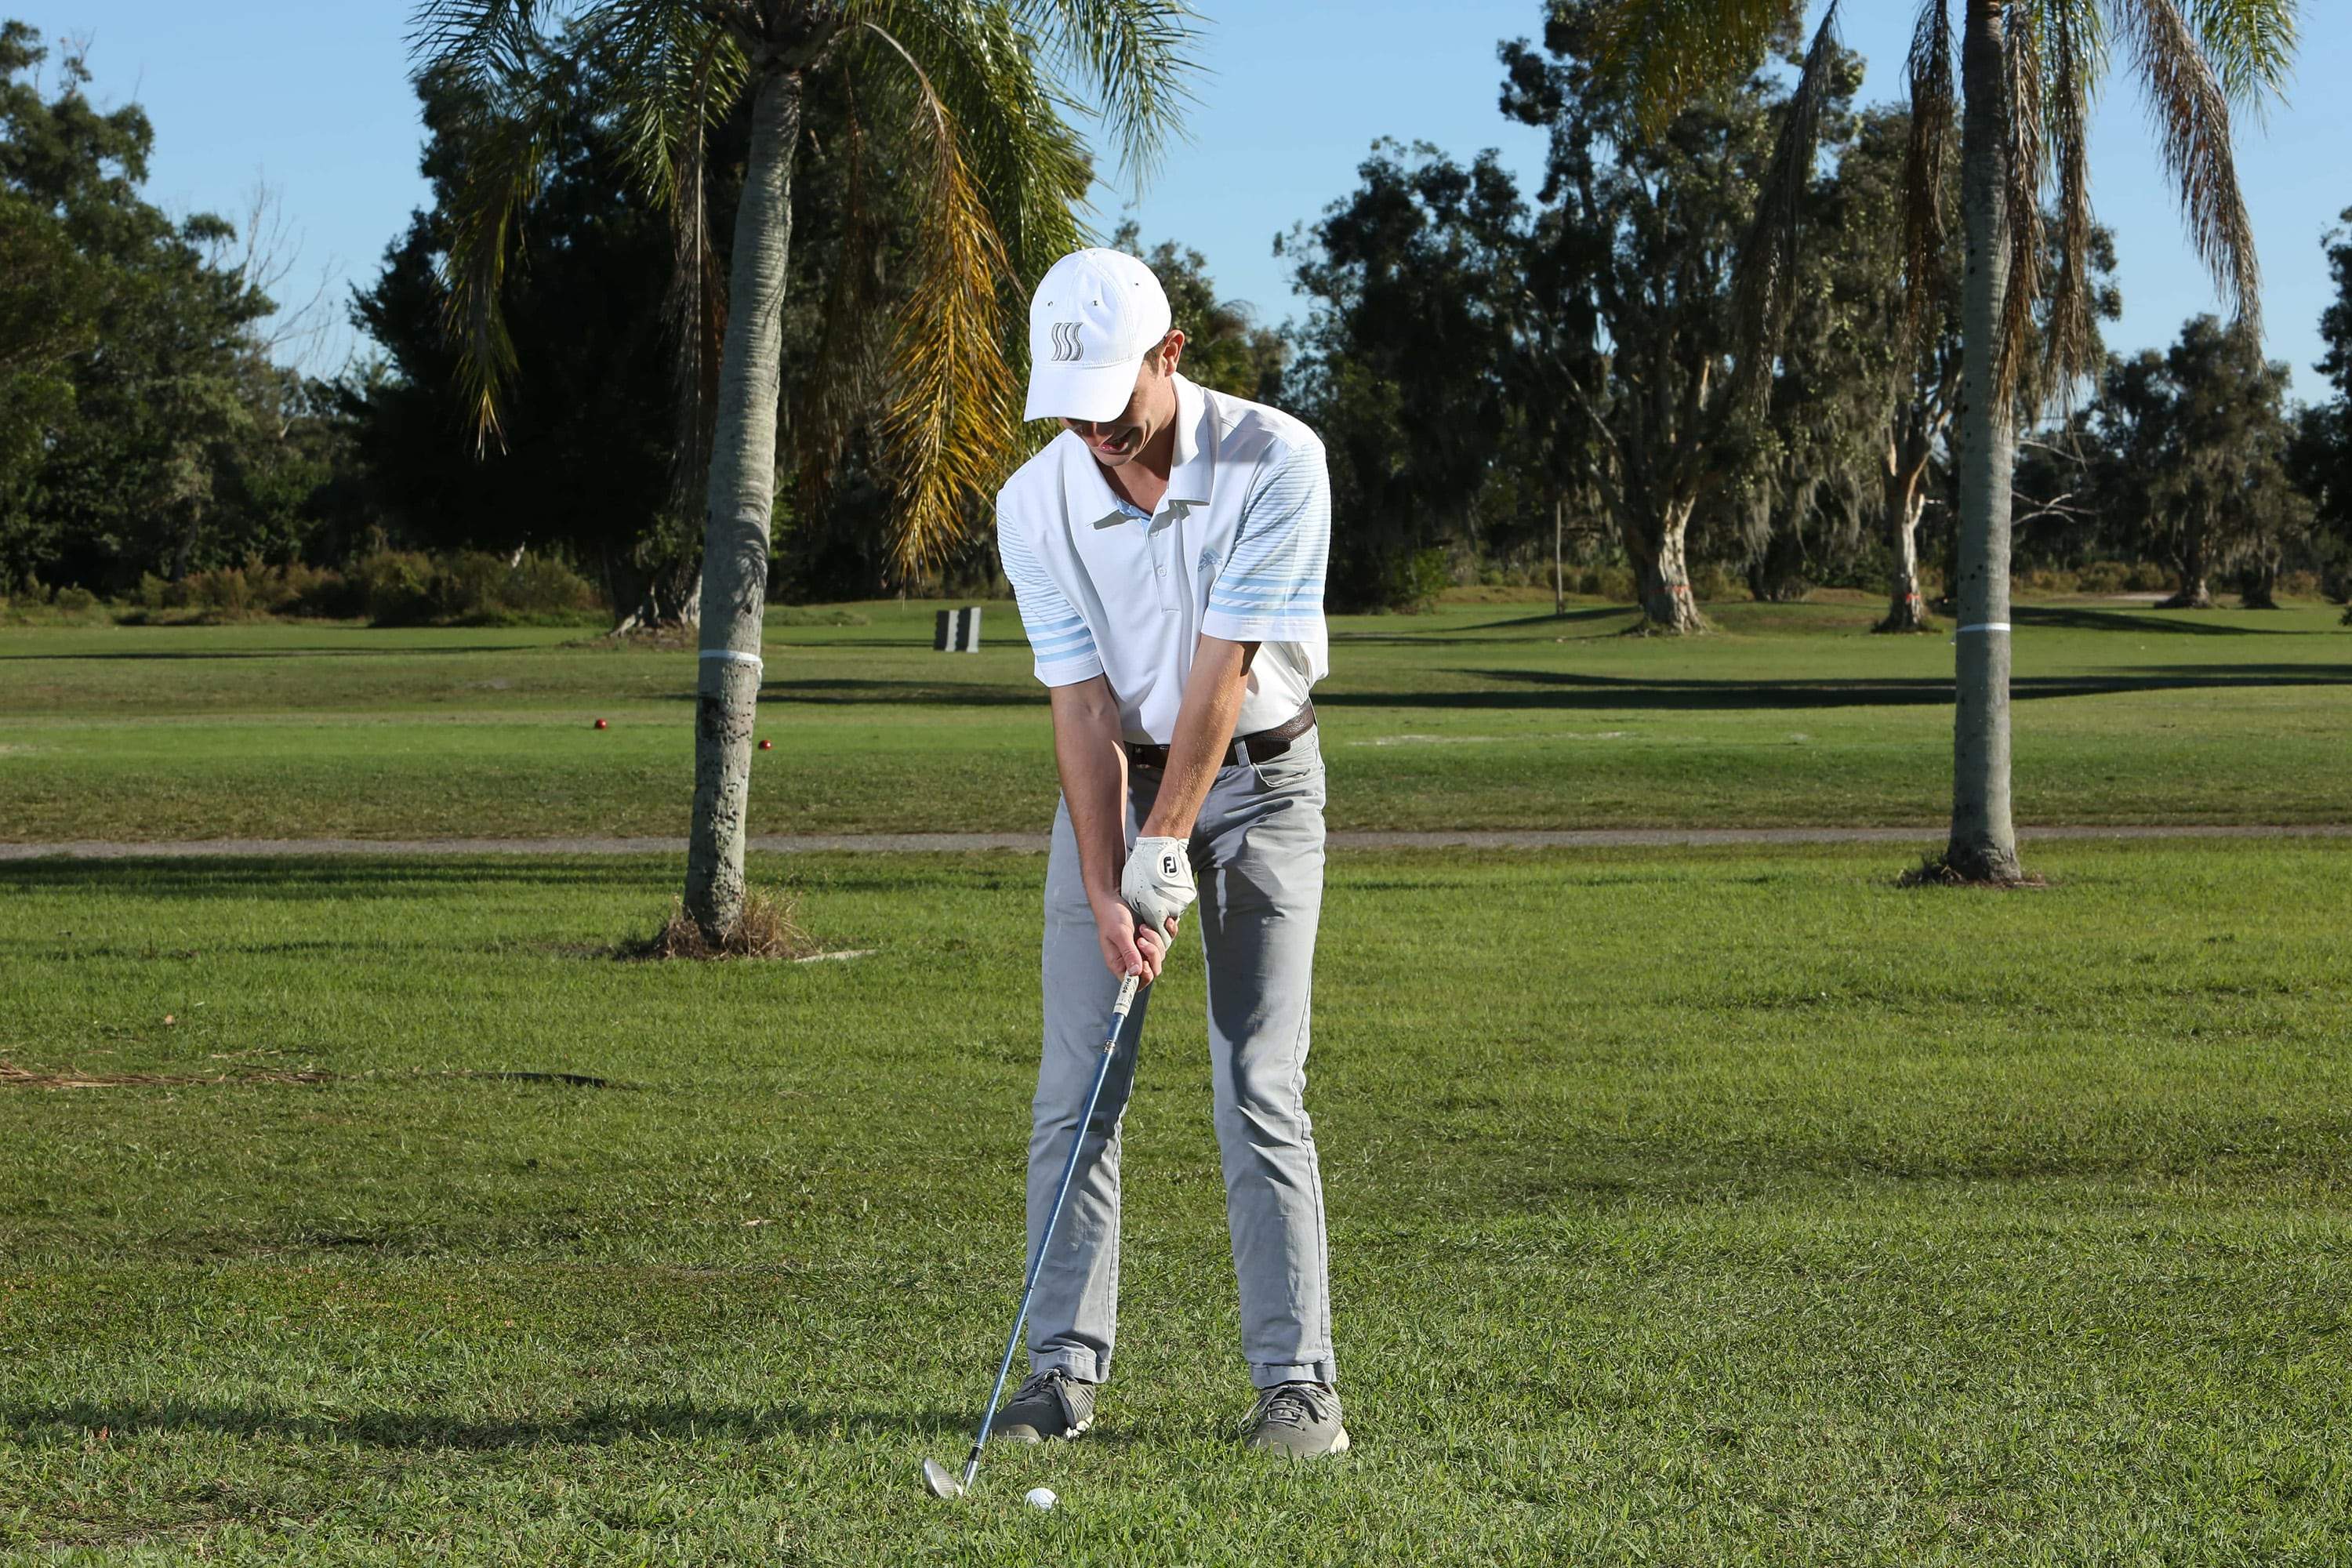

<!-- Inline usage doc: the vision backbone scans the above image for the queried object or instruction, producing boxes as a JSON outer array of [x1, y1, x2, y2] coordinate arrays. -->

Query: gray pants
[[1026, 731, 1335, 1391]]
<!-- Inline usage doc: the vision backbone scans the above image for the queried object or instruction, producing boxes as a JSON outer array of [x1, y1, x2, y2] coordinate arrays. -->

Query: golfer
[[990, 248, 1345, 1458]]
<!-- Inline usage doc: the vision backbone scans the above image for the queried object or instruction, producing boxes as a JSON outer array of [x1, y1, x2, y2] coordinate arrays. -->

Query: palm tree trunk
[[1945, 0, 2024, 883], [684, 68, 801, 941]]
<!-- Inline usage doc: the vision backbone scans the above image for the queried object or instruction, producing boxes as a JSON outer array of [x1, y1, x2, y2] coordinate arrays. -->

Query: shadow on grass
[[0, 858, 673, 902], [0, 644, 543, 662], [2, 1398, 973, 1450], [1308, 662, 2352, 713], [740, 678, 1040, 706], [2011, 605, 2317, 637], [1332, 605, 1635, 644]]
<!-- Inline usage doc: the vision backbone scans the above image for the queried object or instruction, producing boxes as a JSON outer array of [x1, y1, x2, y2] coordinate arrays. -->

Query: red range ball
[[593, 718, 608, 730], [758, 739, 773, 750]]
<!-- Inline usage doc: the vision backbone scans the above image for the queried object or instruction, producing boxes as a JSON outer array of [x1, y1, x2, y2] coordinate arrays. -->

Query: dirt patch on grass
[[1896, 856, 2053, 891], [618, 887, 822, 961]]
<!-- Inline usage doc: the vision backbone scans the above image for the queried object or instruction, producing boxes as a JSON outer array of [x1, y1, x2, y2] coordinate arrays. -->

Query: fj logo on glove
[[1162, 853, 1179, 875]]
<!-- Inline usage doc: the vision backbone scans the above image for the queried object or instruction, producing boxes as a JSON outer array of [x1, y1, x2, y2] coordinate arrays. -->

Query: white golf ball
[[1024, 1486, 1058, 1511]]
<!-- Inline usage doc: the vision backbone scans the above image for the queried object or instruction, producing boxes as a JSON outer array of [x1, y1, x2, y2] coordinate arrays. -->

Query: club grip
[[1098, 971, 1141, 1053]]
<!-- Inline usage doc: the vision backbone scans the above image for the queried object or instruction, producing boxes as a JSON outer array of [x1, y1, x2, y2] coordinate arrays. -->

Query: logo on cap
[[1049, 321, 1083, 362]]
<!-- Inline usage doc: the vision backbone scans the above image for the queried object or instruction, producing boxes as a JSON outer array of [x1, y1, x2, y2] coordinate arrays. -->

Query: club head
[[920, 1457, 965, 1500]]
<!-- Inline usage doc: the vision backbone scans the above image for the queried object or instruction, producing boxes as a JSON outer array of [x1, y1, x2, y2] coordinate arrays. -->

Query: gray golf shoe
[[993, 1368, 1097, 1443], [1243, 1381, 1349, 1458]]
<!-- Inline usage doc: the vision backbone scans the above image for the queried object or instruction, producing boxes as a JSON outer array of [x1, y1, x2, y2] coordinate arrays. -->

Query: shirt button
[[1156, 564, 1166, 576]]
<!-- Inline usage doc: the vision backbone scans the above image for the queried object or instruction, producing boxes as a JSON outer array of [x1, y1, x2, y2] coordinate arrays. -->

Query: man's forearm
[[1049, 676, 1131, 907], [1141, 634, 1257, 840]]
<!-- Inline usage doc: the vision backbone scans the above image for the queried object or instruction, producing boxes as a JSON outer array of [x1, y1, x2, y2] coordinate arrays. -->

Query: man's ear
[[1160, 329, 1187, 374]]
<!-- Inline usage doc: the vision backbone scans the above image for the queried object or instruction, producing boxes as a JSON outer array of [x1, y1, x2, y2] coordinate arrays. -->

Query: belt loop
[[1232, 737, 1251, 768]]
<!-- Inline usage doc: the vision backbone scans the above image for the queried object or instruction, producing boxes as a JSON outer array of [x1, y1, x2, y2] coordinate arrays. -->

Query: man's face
[[1061, 331, 1185, 469]]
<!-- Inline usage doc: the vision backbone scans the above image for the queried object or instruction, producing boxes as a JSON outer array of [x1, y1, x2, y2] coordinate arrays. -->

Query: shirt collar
[[1062, 373, 1212, 531], [1165, 374, 1209, 506]]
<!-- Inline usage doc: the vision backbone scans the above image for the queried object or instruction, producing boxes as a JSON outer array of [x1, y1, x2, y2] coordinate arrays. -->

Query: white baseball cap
[[1023, 248, 1172, 423]]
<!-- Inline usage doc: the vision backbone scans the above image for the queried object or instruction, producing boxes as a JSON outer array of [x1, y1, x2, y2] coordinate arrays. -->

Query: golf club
[[923, 969, 1143, 1501]]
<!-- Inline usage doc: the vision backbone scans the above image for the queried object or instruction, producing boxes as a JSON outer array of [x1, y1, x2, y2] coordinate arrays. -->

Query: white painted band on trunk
[[699, 649, 764, 669], [1955, 622, 2012, 634]]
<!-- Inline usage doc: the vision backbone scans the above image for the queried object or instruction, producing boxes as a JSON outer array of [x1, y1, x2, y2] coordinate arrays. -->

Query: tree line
[[5, 10, 2344, 633]]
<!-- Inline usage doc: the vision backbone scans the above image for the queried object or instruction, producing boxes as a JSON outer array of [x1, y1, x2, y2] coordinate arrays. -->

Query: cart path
[[3, 825, 2348, 860]]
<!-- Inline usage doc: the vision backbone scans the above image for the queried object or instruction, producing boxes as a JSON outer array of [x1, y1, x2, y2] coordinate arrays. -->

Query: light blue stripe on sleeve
[[1205, 439, 1329, 633], [998, 511, 1100, 675]]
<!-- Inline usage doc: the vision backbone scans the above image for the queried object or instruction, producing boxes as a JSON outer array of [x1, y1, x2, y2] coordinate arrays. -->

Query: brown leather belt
[[1125, 701, 1316, 772]]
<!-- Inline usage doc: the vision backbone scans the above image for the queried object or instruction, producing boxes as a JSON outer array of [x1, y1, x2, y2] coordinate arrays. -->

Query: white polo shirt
[[996, 374, 1330, 744]]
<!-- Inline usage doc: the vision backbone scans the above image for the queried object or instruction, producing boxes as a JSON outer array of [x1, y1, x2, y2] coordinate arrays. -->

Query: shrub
[[1588, 566, 1635, 601], [2077, 561, 2130, 593], [502, 553, 601, 616], [2124, 561, 2170, 592], [1690, 562, 1740, 602], [354, 551, 437, 626], [1381, 548, 1452, 613], [53, 586, 98, 613]]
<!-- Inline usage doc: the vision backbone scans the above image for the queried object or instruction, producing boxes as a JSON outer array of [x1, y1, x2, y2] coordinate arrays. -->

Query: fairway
[[2, 595, 2347, 842], [5, 841, 2350, 1562]]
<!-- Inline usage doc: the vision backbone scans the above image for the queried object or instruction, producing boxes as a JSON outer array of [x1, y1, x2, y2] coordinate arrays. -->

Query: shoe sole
[[993, 1415, 1092, 1445], [1250, 1424, 1348, 1459]]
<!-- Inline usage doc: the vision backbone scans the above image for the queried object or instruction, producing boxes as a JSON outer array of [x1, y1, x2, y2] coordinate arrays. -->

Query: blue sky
[[24, 1, 2350, 400]]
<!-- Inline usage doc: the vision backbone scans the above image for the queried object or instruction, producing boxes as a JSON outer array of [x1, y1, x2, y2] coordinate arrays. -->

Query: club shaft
[[960, 971, 1140, 1486]]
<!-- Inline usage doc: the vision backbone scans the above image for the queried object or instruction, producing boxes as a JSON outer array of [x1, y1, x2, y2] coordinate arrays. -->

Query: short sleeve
[[998, 510, 1105, 687], [1203, 437, 1330, 642]]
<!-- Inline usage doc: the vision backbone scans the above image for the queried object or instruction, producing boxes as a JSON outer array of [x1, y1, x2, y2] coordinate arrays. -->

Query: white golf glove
[[1121, 835, 1197, 935]]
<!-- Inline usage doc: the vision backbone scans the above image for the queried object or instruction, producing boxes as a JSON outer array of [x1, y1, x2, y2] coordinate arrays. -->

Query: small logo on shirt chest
[[1198, 547, 1221, 575]]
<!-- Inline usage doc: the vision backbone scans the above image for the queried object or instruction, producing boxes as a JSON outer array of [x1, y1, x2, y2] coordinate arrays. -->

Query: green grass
[[2, 592, 2345, 841], [5, 842, 2350, 1562]]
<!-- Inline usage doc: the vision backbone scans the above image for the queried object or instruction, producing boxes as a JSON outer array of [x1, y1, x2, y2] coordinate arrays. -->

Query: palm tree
[[1593, 0, 2296, 882], [411, 0, 1199, 941]]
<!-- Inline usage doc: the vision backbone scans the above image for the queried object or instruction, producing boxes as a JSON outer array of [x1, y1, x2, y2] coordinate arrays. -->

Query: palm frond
[[592, 4, 750, 209], [408, 0, 550, 93], [1994, 1, 2049, 405], [586, 6, 750, 517], [1004, 0, 1203, 187], [2184, 0, 2299, 111], [857, 19, 1022, 577], [836, 2, 1104, 574], [1729, 0, 1843, 403], [432, 64, 569, 452], [1902, 0, 1956, 338], [2036, 0, 2104, 404], [2110, 0, 2262, 328], [411, 2, 570, 450]]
